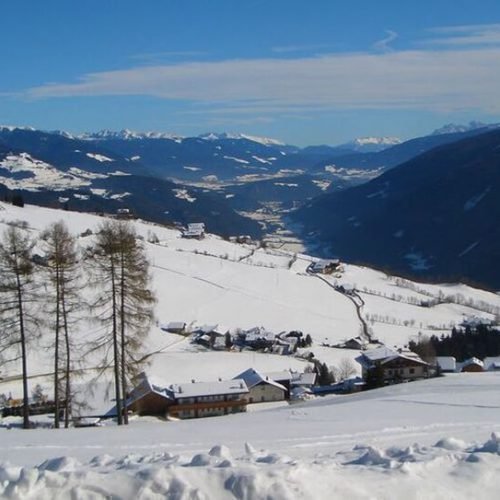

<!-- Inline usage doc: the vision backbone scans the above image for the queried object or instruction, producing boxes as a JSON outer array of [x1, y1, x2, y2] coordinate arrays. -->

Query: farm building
[[233, 368, 287, 404], [167, 379, 248, 419], [182, 223, 206, 239], [127, 373, 249, 419], [356, 346, 429, 384], [459, 357, 484, 373], [308, 258, 340, 274], [436, 356, 457, 373], [162, 322, 187, 334]]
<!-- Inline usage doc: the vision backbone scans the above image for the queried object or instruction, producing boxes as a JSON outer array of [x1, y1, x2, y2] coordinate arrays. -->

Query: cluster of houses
[[181, 222, 206, 239], [162, 323, 311, 355], [355, 346, 500, 385], [436, 356, 500, 373], [126, 368, 317, 420]]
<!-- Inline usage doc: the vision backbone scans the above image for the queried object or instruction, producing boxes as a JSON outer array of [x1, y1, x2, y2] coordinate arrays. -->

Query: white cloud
[[373, 30, 398, 51], [424, 23, 500, 47], [23, 29, 500, 116]]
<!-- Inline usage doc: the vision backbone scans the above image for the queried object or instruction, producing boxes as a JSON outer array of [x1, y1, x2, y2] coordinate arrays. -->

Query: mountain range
[[293, 128, 500, 289], [1, 123, 500, 288]]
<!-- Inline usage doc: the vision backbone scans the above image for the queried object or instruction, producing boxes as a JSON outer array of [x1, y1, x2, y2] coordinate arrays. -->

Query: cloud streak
[[424, 23, 500, 47], [23, 28, 500, 116], [373, 30, 398, 51]]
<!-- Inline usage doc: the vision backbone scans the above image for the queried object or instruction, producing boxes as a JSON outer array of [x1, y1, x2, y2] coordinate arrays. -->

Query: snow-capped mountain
[[198, 132, 286, 147], [0, 127, 262, 237], [430, 121, 496, 136], [338, 136, 402, 153], [77, 129, 184, 141]]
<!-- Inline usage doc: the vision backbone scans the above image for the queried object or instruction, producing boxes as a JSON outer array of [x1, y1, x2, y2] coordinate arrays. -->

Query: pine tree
[[0, 224, 38, 429], [41, 221, 81, 428]]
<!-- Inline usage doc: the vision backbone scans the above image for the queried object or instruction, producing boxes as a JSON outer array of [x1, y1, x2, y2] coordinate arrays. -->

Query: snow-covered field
[[1, 202, 500, 498], [1, 373, 500, 498]]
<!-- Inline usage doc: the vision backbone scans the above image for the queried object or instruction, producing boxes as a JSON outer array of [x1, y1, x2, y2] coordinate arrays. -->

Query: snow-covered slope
[[0, 202, 498, 388], [1, 203, 500, 498], [0, 153, 91, 191]]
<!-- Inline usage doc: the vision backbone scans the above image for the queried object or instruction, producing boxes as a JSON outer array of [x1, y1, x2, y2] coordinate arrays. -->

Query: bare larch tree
[[0, 223, 38, 429], [87, 220, 155, 425], [41, 220, 81, 428]]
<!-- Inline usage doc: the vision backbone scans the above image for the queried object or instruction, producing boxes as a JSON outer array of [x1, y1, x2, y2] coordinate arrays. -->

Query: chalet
[[116, 208, 134, 219], [162, 322, 187, 334], [239, 327, 276, 349], [356, 346, 429, 384], [484, 357, 500, 371], [308, 258, 340, 274], [229, 235, 252, 244], [182, 222, 206, 239], [167, 379, 248, 419], [260, 370, 317, 399], [263, 370, 293, 399], [192, 324, 228, 349], [342, 336, 368, 350], [436, 356, 457, 373], [459, 357, 484, 372], [128, 373, 249, 419], [128, 374, 174, 417], [233, 368, 287, 403]]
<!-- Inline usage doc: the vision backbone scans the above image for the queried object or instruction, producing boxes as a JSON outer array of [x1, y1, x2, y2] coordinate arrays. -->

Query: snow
[[199, 132, 285, 146], [339, 136, 402, 152], [2, 374, 500, 498], [233, 368, 287, 391], [0, 153, 90, 191], [173, 188, 196, 202], [251, 155, 272, 164], [85, 152, 114, 162], [168, 379, 248, 398], [223, 155, 250, 164], [1, 202, 500, 496], [80, 129, 183, 141], [67, 167, 108, 179], [89, 188, 108, 196]]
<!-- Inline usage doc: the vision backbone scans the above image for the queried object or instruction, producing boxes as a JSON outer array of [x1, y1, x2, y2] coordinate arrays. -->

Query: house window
[[409, 368, 415, 374]]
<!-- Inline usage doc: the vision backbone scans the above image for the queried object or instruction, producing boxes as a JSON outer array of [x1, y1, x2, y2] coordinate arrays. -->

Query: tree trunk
[[111, 261, 123, 425], [61, 285, 71, 428], [16, 271, 30, 430], [54, 263, 61, 429], [120, 255, 128, 425]]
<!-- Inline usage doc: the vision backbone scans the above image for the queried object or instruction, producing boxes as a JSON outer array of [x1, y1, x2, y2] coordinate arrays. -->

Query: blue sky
[[2, 0, 500, 145]]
